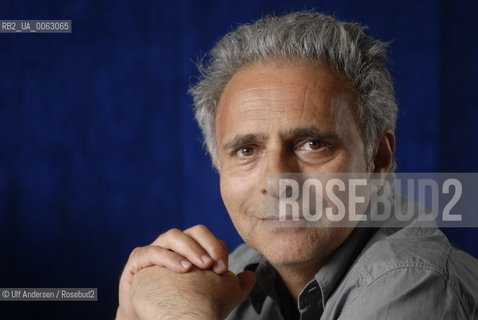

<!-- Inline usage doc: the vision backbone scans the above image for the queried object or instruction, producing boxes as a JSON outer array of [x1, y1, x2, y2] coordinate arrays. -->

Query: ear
[[371, 130, 396, 173]]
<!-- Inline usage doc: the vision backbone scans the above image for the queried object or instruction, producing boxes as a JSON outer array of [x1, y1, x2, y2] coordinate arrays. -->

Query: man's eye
[[236, 147, 255, 157], [300, 140, 326, 151]]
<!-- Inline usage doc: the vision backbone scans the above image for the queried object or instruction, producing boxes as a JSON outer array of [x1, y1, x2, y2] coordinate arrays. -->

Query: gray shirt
[[226, 201, 478, 319]]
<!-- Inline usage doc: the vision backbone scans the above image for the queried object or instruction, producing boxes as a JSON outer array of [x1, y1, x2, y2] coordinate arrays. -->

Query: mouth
[[261, 214, 307, 221], [259, 215, 311, 228]]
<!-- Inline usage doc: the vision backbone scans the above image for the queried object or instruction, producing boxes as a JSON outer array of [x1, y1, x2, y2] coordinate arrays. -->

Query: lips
[[261, 215, 307, 221]]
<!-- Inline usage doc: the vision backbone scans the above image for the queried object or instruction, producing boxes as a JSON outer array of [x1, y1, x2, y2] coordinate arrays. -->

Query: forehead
[[215, 60, 357, 142]]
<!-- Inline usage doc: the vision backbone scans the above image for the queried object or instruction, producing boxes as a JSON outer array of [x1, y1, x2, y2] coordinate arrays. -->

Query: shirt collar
[[312, 226, 377, 308], [244, 256, 277, 314]]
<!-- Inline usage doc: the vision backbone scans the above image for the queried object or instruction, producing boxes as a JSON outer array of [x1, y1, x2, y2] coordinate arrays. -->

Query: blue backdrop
[[1, 0, 477, 319]]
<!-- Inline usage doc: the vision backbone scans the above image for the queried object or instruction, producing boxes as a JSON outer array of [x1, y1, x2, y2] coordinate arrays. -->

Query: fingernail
[[201, 255, 212, 265], [181, 260, 191, 269]]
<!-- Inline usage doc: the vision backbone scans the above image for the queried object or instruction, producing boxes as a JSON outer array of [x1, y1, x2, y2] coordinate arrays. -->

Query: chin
[[250, 228, 330, 266], [265, 251, 319, 267]]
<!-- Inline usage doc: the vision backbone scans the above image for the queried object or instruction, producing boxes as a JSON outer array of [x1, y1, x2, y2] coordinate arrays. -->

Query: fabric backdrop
[[0, 0, 477, 318]]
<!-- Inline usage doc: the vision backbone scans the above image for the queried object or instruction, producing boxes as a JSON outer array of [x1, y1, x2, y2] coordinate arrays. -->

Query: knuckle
[[192, 224, 209, 233], [218, 239, 228, 251], [209, 245, 226, 258], [130, 245, 161, 261], [128, 247, 142, 259], [165, 228, 182, 236], [158, 228, 182, 241], [146, 245, 162, 256], [219, 238, 228, 247], [152, 232, 163, 242]]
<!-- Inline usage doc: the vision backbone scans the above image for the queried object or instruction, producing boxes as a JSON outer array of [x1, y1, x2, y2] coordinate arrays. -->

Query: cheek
[[345, 144, 368, 171], [219, 175, 259, 219], [312, 151, 355, 172], [220, 176, 253, 210], [324, 145, 367, 172]]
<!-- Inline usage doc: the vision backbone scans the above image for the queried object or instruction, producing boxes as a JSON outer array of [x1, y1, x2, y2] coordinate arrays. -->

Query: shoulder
[[341, 226, 478, 319], [355, 226, 452, 281]]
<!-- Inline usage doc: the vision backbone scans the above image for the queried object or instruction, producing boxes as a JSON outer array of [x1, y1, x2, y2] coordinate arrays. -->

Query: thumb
[[236, 270, 256, 300]]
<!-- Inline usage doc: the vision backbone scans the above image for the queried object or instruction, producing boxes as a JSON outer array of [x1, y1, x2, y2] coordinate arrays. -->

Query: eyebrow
[[222, 127, 339, 151], [279, 127, 339, 141], [223, 133, 268, 151]]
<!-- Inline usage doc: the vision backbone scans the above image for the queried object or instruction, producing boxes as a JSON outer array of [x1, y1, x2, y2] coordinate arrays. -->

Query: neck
[[272, 258, 326, 301]]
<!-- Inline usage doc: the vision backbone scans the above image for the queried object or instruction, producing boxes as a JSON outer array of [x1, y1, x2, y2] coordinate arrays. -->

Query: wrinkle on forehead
[[215, 60, 359, 143], [221, 86, 348, 127], [235, 87, 307, 111]]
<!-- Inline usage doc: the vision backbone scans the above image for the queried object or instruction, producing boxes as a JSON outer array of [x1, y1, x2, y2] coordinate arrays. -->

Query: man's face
[[215, 60, 368, 266]]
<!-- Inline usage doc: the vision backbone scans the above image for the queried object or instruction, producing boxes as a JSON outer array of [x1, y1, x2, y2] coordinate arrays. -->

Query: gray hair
[[189, 11, 398, 169]]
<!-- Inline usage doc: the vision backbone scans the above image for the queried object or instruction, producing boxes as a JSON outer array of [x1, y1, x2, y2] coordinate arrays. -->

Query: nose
[[261, 146, 299, 198]]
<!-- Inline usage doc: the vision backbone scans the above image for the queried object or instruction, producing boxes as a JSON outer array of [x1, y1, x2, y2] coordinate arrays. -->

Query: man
[[116, 11, 478, 319]]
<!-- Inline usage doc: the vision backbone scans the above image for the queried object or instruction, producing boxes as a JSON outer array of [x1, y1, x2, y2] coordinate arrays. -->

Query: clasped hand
[[116, 225, 256, 320]]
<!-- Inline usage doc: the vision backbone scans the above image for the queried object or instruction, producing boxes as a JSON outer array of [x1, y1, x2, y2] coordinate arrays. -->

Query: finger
[[184, 225, 229, 274], [126, 246, 192, 280], [152, 228, 214, 268]]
